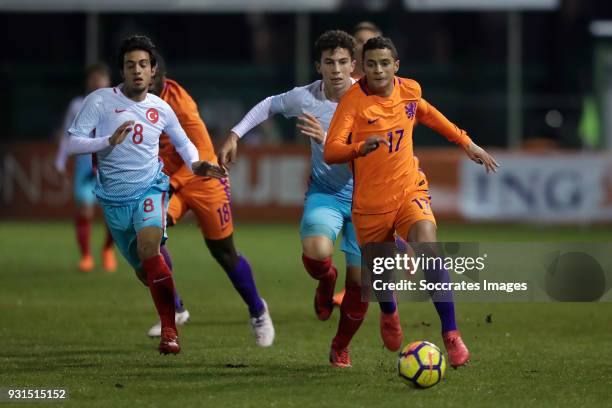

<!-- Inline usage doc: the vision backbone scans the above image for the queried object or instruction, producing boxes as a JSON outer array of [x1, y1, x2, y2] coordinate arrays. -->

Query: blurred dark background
[[1, 0, 612, 149]]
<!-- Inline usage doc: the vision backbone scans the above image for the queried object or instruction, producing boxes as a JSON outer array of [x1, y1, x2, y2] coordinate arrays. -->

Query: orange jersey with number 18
[[324, 76, 472, 215]]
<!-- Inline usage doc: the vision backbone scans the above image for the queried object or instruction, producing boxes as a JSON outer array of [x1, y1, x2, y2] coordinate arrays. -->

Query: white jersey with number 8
[[68, 86, 192, 204]]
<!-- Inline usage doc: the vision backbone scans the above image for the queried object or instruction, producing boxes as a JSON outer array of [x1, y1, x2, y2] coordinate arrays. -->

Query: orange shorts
[[352, 189, 436, 246], [167, 176, 233, 240]]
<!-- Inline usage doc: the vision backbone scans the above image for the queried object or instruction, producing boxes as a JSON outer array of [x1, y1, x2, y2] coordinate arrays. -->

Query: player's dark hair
[[85, 62, 110, 78], [352, 21, 382, 37], [314, 30, 356, 62], [154, 52, 167, 78], [149, 51, 167, 96], [363, 36, 399, 61], [117, 35, 158, 70]]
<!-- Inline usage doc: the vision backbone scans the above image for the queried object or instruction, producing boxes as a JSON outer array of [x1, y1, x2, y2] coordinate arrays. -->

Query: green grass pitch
[[1, 221, 611, 407]]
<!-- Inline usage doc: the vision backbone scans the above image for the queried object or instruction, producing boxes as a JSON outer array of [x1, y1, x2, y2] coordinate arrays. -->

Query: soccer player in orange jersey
[[324, 37, 499, 367], [148, 54, 275, 347]]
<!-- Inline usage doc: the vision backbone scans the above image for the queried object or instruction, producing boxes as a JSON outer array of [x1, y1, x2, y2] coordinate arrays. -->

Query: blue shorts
[[73, 155, 96, 205], [101, 184, 169, 270], [300, 186, 361, 267]]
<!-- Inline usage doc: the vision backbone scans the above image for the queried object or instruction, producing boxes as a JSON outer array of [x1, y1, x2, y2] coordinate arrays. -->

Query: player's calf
[[143, 255, 177, 333]]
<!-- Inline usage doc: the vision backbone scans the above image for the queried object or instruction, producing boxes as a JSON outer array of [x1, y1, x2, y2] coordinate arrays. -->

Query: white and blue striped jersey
[[68, 86, 193, 204], [270, 80, 353, 202]]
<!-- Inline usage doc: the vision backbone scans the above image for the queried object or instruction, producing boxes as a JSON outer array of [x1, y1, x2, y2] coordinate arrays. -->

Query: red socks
[[75, 216, 91, 257], [332, 283, 369, 350], [302, 255, 334, 281], [143, 255, 176, 331]]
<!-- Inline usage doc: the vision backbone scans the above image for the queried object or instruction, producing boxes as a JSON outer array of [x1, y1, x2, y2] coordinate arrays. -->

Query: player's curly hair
[[117, 35, 158, 70], [314, 30, 356, 62], [362, 36, 398, 61]]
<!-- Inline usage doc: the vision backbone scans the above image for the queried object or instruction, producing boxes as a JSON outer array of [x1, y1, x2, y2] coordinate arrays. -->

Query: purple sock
[[225, 255, 264, 317], [379, 300, 397, 314], [160, 245, 185, 312], [424, 265, 457, 333], [160, 245, 173, 270]]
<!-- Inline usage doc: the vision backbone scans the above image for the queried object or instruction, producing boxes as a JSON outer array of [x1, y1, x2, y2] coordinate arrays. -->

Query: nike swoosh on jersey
[[115, 109, 127, 113], [367, 118, 380, 124], [142, 216, 154, 222]]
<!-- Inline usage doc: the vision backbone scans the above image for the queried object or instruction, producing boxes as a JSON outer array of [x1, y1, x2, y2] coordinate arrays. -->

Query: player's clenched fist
[[359, 136, 389, 157], [109, 120, 135, 146]]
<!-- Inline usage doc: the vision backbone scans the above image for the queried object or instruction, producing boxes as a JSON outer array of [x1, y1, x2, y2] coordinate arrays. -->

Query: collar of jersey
[[319, 77, 357, 102], [116, 83, 151, 105], [358, 76, 399, 101]]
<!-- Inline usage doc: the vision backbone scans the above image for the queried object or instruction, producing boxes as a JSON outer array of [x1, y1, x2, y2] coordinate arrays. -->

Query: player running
[[324, 37, 499, 368], [54, 63, 117, 273], [218, 30, 388, 367], [65, 35, 226, 355], [146, 53, 275, 347]]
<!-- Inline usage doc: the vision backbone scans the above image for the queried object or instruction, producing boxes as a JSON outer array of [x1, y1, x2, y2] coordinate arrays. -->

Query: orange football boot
[[380, 310, 403, 352], [102, 248, 117, 273], [442, 330, 470, 368], [78, 255, 94, 272], [329, 345, 351, 368]]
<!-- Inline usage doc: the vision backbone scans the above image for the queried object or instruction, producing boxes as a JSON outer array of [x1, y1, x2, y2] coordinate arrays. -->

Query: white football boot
[[147, 309, 190, 338], [250, 299, 275, 347]]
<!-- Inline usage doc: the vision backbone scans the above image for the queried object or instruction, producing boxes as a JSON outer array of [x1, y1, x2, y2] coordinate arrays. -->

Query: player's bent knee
[[137, 239, 161, 261], [408, 220, 437, 243], [302, 236, 334, 260]]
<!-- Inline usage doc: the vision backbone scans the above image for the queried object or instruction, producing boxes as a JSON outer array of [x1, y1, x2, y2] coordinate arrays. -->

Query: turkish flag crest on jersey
[[146, 108, 159, 124]]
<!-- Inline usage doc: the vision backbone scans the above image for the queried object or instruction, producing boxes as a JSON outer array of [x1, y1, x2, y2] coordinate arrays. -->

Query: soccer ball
[[398, 341, 446, 388]]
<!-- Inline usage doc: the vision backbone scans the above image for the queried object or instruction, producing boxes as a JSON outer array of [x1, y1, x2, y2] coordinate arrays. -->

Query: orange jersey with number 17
[[324, 76, 472, 215]]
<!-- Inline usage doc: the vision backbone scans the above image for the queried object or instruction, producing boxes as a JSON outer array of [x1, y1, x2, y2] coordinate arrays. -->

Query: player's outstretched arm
[[416, 98, 499, 173], [463, 141, 499, 173], [217, 132, 239, 170]]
